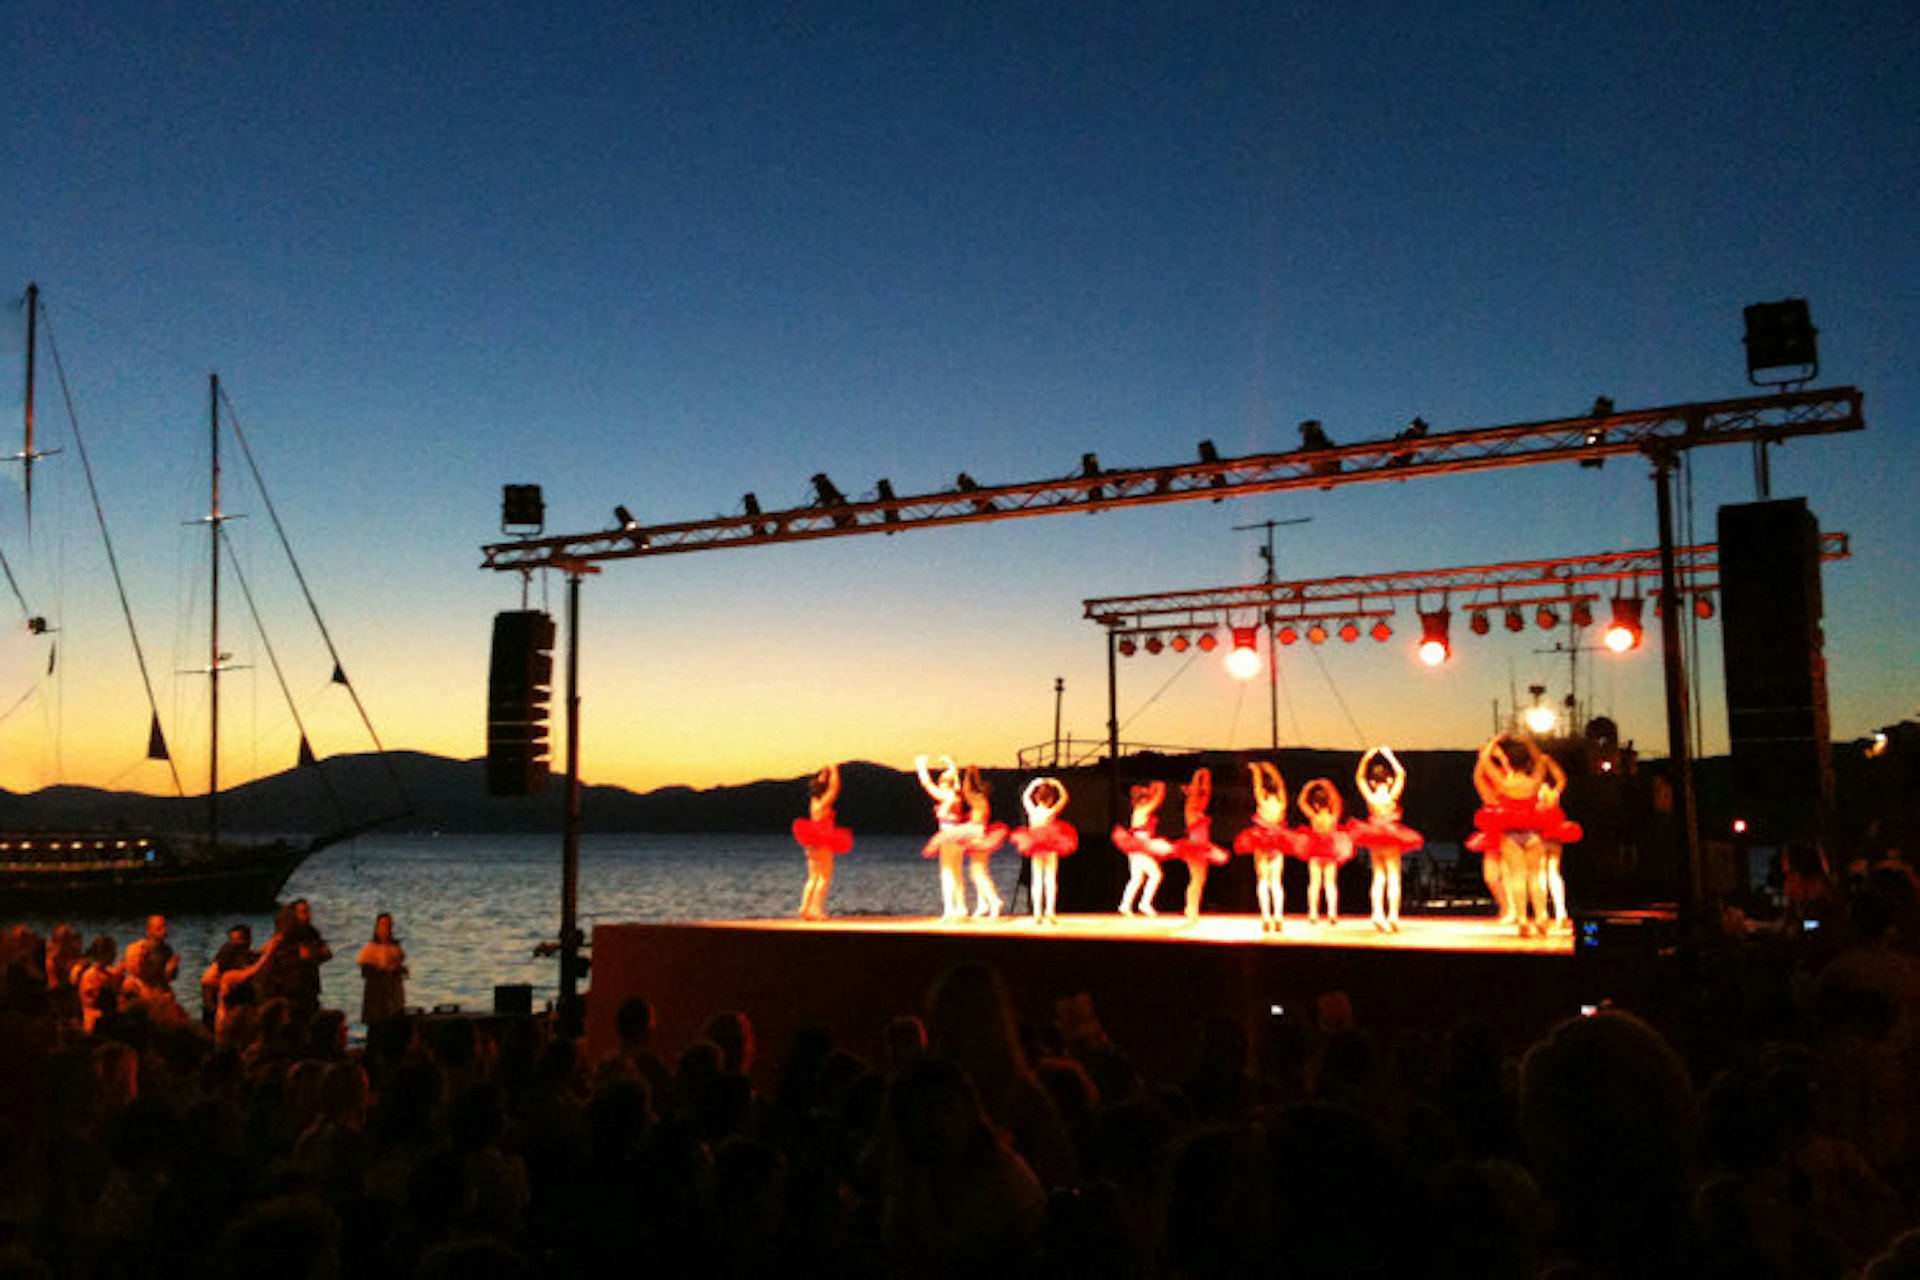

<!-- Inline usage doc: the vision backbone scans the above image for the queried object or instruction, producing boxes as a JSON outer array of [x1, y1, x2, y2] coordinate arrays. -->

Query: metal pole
[[559, 568, 585, 1038], [208, 373, 221, 853], [1052, 676, 1065, 767], [1652, 449, 1702, 918], [1106, 630, 1122, 835]]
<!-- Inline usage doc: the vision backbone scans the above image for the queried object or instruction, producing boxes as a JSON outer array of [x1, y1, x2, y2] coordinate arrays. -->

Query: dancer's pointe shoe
[[1389, 920, 1401, 933], [1373, 916, 1388, 933], [1140, 904, 1157, 917]]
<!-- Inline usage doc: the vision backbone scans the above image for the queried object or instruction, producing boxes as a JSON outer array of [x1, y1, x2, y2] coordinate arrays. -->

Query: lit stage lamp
[[1197, 631, 1219, 653], [1571, 599, 1594, 628], [1118, 637, 1138, 657], [1603, 596, 1645, 653], [1469, 610, 1491, 636], [1695, 593, 1715, 619], [1417, 608, 1451, 667], [1536, 604, 1559, 630], [1338, 620, 1361, 643], [1504, 606, 1525, 633], [1145, 636, 1164, 654], [1524, 702, 1559, 735], [1226, 627, 1262, 680], [1370, 620, 1393, 642], [1170, 634, 1190, 653], [1277, 624, 1300, 646], [1307, 622, 1329, 645]]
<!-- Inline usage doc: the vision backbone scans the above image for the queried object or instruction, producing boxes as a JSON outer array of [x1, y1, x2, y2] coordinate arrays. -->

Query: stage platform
[[585, 912, 1643, 1085]]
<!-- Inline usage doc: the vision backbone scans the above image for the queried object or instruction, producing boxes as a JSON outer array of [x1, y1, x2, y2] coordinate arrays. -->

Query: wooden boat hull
[[0, 833, 311, 916]]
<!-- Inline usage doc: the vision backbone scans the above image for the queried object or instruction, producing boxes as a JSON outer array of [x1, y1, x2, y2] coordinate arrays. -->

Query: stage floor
[[698, 911, 1575, 955], [586, 909, 1594, 1082]]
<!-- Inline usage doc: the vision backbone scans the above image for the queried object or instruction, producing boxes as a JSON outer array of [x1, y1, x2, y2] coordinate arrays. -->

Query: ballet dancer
[[1114, 779, 1173, 916], [960, 765, 1009, 919], [1011, 777, 1078, 925], [1535, 752, 1583, 930], [1234, 760, 1294, 932], [793, 763, 854, 921], [917, 754, 971, 921], [1351, 747, 1423, 933], [1296, 777, 1353, 924], [1170, 767, 1229, 920], [1470, 734, 1552, 937]]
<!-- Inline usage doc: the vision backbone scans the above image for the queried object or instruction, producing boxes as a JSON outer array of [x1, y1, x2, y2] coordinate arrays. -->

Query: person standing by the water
[[265, 898, 332, 1021], [793, 763, 855, 921], [357, 912, 408, 1025]]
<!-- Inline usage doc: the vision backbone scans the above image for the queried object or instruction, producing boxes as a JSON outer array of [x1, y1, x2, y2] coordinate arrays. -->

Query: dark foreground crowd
[[4, 845, 1920, 1279]]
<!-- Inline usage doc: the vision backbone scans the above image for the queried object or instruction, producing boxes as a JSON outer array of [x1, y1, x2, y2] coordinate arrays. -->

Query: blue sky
[[4, 3, 1915, 793]]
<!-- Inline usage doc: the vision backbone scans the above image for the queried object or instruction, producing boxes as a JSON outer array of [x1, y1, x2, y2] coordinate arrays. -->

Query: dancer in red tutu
[[917, 754, 971, 921], [1352, 746, 1422, 933], [1011, 777, 1078, 925], [1114, 779, 1172, 916], [1470, 734, 1552, 937], [1536, 752, 1582, 930], [1235, 760, 1295, 932], [1297, 777, 1353, 924], [1170, 767, 1229, 920], [960, 765, 1010, 920], [793, 763, 854, 920]]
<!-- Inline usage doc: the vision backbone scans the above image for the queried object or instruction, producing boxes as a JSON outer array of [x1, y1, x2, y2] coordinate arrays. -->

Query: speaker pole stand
[[1651, 445, 1703, 920]]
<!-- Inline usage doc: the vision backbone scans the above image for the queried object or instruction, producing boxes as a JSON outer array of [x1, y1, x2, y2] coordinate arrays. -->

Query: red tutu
[[792, 815, 854, 855], [1300, 827, 1355, 865], [969, 822, 1009, 857], [1112, 824, 1174, 859], [1538, 804, 1583, 844], [1234, 821, 1299, 858], [1474, 796, 1545, 841], [924, 824, 971, 859], [1349, 817, 1423, 855], [1172, 816, 1229, 865], [1012, 821, 1080, 858]]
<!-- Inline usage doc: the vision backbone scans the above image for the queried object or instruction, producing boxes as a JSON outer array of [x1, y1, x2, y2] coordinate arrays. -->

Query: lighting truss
[[481, 387, 1863, 572], [1082, 535, 1850, 635]]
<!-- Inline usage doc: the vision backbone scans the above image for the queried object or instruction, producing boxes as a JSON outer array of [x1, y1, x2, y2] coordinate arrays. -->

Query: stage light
[[1694, 593, 1715, 619], [1338, 620, 1361, 643], [501, 484, 545, 533], [1197, 440, 1227, 497], [1603, 596, 1645, 653], [1170, 634, 1190, 653], [1196, 631, 1218, 653], [1226, 627, 1262, 680], [1536, 604, 1559, 630], [875, 478, 901, 526], [613, 505, 647, 545], [1307, 622, 1329, 645], [1417, 609, 1451, 666], [1371, 620, 1393, 642], [1117, 638, 1137, 656], [1145, 636, 1164, 654], [1469, 610, 1491, 636], [1081, 452, 1104, 502], [1505, 606, 1525, 633], [1571, 599, 1594, 628], [956, 472, 996, 513], [1277, 624, 1299, 646], [1524, 703, 1558, 735], [1744, 298, 1818, 385], [1732, 818, 1749, 835]]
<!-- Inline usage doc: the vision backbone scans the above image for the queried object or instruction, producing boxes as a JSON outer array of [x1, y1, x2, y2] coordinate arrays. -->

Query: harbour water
[[12, 831, 1010, 1025]]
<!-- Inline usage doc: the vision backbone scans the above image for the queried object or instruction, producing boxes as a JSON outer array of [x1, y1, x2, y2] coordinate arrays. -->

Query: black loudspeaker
[[487, 610, 556, 796], [1717, 500, 1831, 821]]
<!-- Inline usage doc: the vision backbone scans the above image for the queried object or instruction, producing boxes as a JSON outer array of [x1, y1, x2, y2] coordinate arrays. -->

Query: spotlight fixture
[[1170, 634, 1190, 653], [1524, 702, 1559, 736], [1307, 622, 1329, 645], [1371, 620, 1393, 642], [1277, 624, 1299, 646], [1196, 440, 1227, 498], [1469, 611, 1491, 636], [1197, 631, 1219, 653], [1505, 606, 1525, 633], [1571, 599, 1594, 628], [1744, 298, 1819, 386], [1694, 594, 1715, 620], [1117, 638, 1138, 657], [501, 484, 545, 534], [1603, 596, 1645, 653], [1338, 620, 1361, 643], [955, 473, 996, 513], [1417, 608, 1451, 667], [1145, 636, 1164, 655], [812, 474, 857, 528], [1536, 604, 1559, 630], [613, 505, 647, 545], [743, 492, 776, 537], [1081, 452, 1105, 502], [875, 478, 901, 527], [1226, 627, 1262, 680]]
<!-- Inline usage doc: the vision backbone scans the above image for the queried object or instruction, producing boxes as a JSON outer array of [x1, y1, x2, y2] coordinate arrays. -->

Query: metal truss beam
[[481, 387, 1863, 572], [1083, 534, 1851, 632]]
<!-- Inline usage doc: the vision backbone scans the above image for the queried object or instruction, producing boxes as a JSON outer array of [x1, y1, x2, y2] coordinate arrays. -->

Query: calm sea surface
[[14, 832, 1004, 1027]]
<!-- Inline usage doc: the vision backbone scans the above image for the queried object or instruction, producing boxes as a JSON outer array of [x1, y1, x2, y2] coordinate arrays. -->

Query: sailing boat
[[1, 283, 405, 913]]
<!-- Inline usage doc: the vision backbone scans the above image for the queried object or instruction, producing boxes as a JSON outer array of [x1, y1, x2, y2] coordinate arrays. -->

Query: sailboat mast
[[22, 283, 35, 527], [209, 372, 222, 851]]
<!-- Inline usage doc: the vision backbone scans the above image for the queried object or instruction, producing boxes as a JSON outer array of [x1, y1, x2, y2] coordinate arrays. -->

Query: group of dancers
[[789, 733, 1580, 937]]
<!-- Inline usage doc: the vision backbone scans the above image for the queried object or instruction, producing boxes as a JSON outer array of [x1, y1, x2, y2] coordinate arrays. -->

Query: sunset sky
[[4, 4, 1915, 797]]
